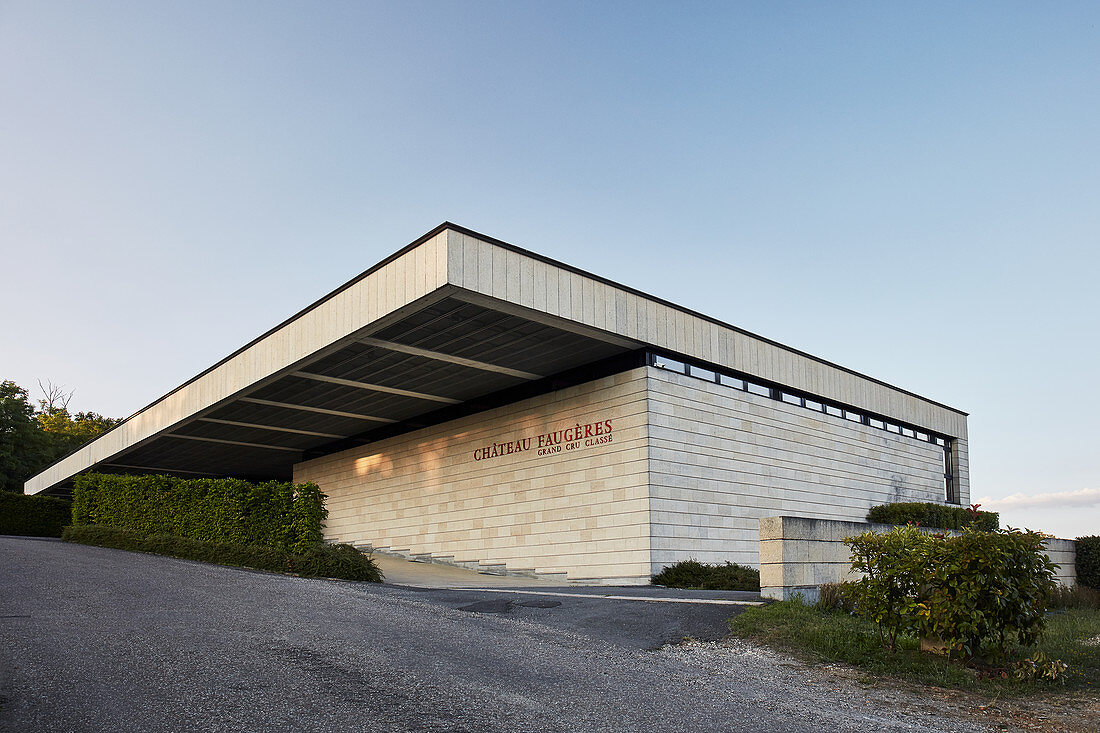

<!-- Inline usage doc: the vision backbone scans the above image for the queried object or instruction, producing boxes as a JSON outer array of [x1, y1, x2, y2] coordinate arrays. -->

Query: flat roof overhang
[[26, 223, 968, 496]]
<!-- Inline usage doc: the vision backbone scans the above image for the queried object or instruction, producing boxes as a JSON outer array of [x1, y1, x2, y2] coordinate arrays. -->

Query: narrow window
[[689, 365, 717, 382], [746, 381, 771, 397], [943, 443, 957, 503], [719, 374, 744, 390], [653, 355, 686, 373]]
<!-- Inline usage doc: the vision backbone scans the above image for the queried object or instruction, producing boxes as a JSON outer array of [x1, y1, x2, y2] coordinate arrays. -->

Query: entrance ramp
[[372, 553, 567, 588]]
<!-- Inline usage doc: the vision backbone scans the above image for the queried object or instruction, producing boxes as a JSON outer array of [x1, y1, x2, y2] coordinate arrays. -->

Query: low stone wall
[[1044, 537, 1078, 587], [759, 515, 1077, 602]]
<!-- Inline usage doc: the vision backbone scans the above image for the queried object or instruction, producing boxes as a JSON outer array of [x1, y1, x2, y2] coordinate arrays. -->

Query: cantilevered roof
[[26, 222, 966, 496]]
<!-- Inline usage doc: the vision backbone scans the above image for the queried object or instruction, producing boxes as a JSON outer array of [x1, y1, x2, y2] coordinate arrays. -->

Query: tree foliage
[[1, 380, 50, 492], [0, 379, 120, 493], [1077, 536, 1100, 590], [37, 408, 121, 460]]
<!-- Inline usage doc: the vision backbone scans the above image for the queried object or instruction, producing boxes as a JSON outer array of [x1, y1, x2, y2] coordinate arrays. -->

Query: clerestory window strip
[[648, 350, 951, 446], [647, 349, 959, 503]]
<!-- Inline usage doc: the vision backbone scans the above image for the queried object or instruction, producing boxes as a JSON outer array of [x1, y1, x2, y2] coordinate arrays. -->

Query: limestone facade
[[296, 365, 965, 584], [294, 369, 653, 583], [647, 367, 959, 572]]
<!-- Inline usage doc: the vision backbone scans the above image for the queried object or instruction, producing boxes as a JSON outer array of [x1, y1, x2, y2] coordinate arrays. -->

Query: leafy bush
[[1076, 536, 1100, 590], [847, 525, 1057, 659], [924, 527, 1057, 658], [72, 474, 326, 554], [62, 524, 382, 582], [0, 491, 72, 537], [651, 559, 760, 591], [867, 501, 998, 531], [846, 525, 932, 650], [1012, 651, 1069, 684]]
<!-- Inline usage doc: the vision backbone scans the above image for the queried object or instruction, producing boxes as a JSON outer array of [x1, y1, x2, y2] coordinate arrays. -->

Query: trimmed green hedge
[[651, 559, 760, 591], [1077, 536, 1100, 590], [72, 474, 326, 554], [867, 501, 998, 532], [62, 525, 382, 582], [0, 491, 72, 537]]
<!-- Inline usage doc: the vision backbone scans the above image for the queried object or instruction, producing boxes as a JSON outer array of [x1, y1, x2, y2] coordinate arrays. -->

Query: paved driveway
[[0, 537, 987, 732]]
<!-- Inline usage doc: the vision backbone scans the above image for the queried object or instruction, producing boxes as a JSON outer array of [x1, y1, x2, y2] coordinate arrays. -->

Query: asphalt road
[[0, 537, 986, 733]]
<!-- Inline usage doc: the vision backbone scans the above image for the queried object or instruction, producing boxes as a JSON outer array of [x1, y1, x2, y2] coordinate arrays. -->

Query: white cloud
[[976, 487, 1100, 510]]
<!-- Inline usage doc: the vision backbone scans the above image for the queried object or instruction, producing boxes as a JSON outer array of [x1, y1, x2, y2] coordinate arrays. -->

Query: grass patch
[[729, 598, 1100, 694], [1048, 583, 1100, 610], [62, 525, 383, 582], [651, 559, 760, 591]]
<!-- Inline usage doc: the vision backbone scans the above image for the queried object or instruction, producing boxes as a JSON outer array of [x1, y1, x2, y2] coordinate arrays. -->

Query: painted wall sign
[[472, 419, 613, 461]]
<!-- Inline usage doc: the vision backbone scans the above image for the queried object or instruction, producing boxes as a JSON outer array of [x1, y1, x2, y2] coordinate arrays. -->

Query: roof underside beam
[[102, 463, 222, 477], [358, 337, 543, 380], [237, 397, 397, 423], [290, 371, 461, 404], [197, 417, 345, 439], [162, 434, 302, 453]]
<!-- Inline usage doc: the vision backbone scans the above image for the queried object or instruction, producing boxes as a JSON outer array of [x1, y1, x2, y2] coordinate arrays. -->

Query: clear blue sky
[[2, 1, 1097, 538]]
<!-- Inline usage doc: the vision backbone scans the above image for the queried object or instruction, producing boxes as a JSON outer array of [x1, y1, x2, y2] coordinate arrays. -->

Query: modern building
[[26, 223, 969, 584]]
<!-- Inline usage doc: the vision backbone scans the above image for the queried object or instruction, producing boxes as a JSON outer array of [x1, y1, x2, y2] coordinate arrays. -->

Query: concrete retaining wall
[[759, 515, 1077, 602], [1044, 537, 1078, 588]]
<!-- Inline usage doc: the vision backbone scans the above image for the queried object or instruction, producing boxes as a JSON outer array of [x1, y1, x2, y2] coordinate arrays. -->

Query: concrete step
[[357, 544, 570, 584]]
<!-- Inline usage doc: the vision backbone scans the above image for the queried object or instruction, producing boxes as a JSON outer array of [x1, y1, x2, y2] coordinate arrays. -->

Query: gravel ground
[[658, 639, 1100, 733], [1, 537, 1087, 732]]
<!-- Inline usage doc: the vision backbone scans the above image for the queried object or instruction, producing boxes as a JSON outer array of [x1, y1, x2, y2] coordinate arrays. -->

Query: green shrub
[[847, 525, 1057, 659], [291, 542, 382, 580], [651, 559, 760, 591], [62, 524, 382, 582], [867, 501, 998, 531], [924, 527, 1056, 658], [1076, 536, 1100, 589], [0, 491, 72, 537], [72, 474, 326, 554], [846, 525, 932, 650], [1012, 651, 1070, 684]]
